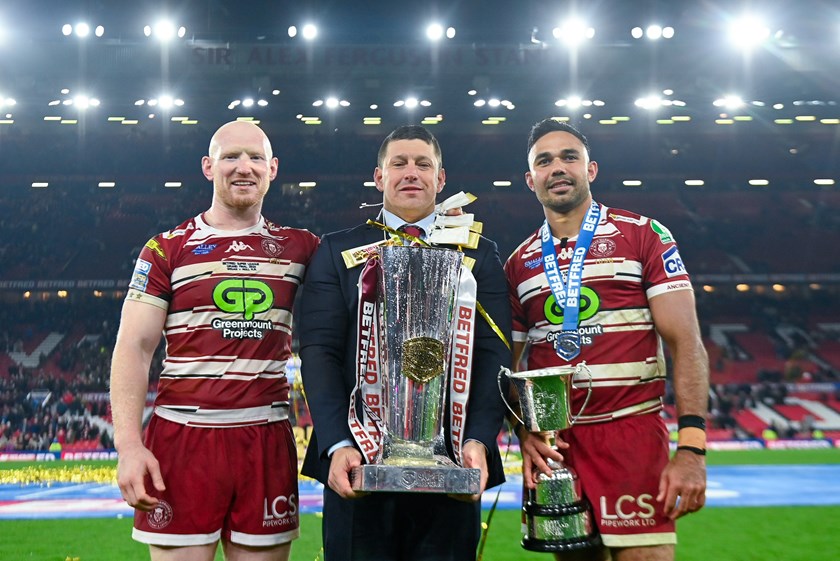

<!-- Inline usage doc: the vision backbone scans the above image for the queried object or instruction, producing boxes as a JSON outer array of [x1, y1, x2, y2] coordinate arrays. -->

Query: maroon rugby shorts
[[561, 413, 676, 548], [132, 415, 300, 547]]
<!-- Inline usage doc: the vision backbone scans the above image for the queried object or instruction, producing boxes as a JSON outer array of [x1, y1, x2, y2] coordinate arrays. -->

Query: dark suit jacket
[[299, 222, 512, 489]]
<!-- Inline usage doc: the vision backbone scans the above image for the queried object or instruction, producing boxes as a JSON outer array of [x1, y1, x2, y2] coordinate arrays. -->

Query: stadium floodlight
[[427, 23, 444, 41], [95, 25, 104, 37], [728, 16, 770, 49], [325, 97, 339, 109], [144, 20, 187, 41], [555, 96, 584, 109], [288, 26, 297, 38], [446, 27, 456, 39], [635, 96, 663, 110], [74, 22, 90, 37], [552, 19, 595, 46], [646, 25, 663, 40], [301, 23, 317, 40], [72, 95, 99, 109], [713, 95, 745, 110]]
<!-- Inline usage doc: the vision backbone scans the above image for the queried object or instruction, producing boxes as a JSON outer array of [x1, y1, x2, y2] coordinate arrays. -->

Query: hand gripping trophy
[[499, 348, 601, 552]]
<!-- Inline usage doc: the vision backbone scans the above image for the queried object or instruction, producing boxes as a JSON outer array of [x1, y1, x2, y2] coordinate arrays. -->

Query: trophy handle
[[570, 362, 593, 424], [497, 366, 527, 429]]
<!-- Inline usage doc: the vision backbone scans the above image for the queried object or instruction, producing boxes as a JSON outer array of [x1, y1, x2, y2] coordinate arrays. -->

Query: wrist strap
[[676, 445, 706, 456], [678, 414, 706, 431]]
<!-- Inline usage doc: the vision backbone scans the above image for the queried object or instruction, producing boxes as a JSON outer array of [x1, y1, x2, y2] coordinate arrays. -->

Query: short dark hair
[[527, 118, 591, 158], [377, 125, 443, 169]]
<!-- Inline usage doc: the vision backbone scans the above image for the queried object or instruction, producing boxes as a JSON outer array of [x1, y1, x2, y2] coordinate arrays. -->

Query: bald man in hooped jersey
[[505, 118, 709, 561], [110, 121, 319, 561]]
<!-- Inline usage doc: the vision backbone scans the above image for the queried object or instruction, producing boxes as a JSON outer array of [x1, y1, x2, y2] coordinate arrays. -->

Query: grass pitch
[[1, 448, 838, 560]]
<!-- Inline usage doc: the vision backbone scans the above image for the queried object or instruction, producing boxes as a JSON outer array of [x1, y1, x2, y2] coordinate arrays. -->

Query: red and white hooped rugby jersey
[[504, 204, 693, 424], [125, 213, 319, 427]]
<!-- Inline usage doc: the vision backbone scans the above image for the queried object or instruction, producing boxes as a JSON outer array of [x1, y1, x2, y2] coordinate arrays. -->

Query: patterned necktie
[[399, 224, 424, 245]]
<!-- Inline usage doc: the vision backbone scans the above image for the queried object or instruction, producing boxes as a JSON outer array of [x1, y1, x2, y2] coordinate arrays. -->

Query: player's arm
[[650, 289, 709, 519], [110, 298, 167, 511]]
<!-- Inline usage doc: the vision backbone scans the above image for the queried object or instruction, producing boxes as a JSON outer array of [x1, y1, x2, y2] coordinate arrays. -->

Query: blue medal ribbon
[[540, 200, 601, 361]]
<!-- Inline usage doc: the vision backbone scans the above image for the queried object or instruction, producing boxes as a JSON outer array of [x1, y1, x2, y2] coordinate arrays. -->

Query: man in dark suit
[[299, 125, 512, 561]]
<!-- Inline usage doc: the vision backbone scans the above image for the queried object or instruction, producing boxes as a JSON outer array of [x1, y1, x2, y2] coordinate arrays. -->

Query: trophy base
[[522, 499, 600, 552], [350, 464, 481, 494], [522, 535, 601, 553]]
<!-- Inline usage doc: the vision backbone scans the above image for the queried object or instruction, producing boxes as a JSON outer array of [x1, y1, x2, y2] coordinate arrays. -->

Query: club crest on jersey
[[192, 243, 217, 255], [589, 237, 616, 258], [662, 246, 687, 277], [226, 240, 253, 253], [262, 238, 286, 257]]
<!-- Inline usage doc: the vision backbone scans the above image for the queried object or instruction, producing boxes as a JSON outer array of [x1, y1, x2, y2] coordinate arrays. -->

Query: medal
[[554, 331, 581, 361]]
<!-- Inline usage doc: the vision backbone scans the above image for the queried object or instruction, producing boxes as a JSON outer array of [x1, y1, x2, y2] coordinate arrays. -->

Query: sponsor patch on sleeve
[[129, 258, 152, 291], [661, 246, 687, 278], [650, 219, 674, 244]]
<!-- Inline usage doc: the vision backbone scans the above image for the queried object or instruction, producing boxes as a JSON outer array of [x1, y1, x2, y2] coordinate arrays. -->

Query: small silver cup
[[499, 363, 601, 552]]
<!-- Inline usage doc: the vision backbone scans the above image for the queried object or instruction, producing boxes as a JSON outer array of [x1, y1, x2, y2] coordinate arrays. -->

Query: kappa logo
[[226, 240, 253, 253], [556, 246, 574, 261]]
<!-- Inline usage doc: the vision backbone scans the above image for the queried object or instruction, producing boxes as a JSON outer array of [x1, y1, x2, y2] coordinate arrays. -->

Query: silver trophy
[[499, 362, 601, 552], [351, 245, 480, 494]]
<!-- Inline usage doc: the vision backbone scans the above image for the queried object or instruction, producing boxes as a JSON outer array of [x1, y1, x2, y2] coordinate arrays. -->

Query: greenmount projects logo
[[543, 288, 604, 348], [211, 279, 275, 339]]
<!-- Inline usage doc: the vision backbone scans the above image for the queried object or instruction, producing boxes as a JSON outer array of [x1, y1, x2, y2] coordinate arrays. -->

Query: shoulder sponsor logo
[[524, 257, 542, 269], [589, 237, 616, 258], [144, 239, 167, 260], [262, 238, 286, 257], [662, 245, 687, 277], [650, 220, 674, 244], [226, 240, 253, 253], [129, 258, 152, 291], [192, 243, 217, 255]]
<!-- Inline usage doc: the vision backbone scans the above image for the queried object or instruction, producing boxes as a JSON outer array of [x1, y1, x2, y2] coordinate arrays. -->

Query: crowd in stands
[[2, 177, 839, 452], [3, 181, 839, 282], [2, 290, 838, 452]]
